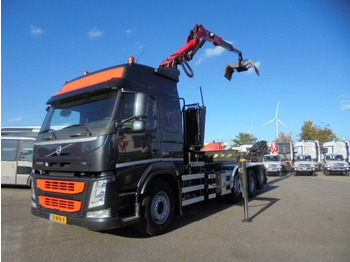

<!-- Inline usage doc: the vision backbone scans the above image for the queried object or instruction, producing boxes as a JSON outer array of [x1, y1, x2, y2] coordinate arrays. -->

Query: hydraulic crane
[[159, 24, 259, 80]]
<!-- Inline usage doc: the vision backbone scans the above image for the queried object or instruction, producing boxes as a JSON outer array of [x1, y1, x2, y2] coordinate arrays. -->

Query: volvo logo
[[56, 146, 62, 155]]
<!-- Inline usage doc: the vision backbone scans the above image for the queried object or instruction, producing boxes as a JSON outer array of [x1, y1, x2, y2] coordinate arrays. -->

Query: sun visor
[[54, 67, 125, 96]]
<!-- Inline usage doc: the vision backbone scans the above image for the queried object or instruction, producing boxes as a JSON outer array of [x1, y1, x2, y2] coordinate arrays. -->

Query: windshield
[[326, 154, 344, 161], [41, 90, 118, 133], [263, 155, 281, 162], [295, 155, 312, 161]]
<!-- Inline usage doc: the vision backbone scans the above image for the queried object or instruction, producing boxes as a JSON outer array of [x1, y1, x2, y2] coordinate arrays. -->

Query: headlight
[[31, 180, 36, 200], [264, 164, 269, 168], [88, 179, 107, 208], [86, 209, 111, 218]]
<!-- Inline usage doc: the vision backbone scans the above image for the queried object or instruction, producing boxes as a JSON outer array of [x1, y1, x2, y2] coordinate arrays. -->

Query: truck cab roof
[[48, 63, 180, 104]]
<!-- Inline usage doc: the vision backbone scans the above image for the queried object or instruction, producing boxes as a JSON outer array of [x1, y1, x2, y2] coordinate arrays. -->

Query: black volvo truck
[[31, 24, 264, 236]]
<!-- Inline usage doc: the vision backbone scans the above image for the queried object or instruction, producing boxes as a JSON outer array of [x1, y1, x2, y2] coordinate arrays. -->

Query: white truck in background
[[323, 140, 350, 163], [263, 154, 285, 176], [293, 140, 321, 169], [323, 154, 350, 176], [293, 154, 317, 176]]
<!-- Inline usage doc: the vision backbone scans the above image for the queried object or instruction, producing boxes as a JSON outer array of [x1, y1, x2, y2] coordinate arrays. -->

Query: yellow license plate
[[50, 213, 67, 224]]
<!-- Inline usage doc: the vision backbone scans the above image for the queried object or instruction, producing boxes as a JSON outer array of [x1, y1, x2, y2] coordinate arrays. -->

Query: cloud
[[196, 48, 222, 65], [125, 29, 133, 34], [338, 94, 350, 110], [196, 41, 234, 65], [342, 104, 350, 110], [204, 46, 226, 57], [88, 27, 104, 39], [247, 61, 261, 74], [7, 117, 24, 123], [30, 25, 43, 35]]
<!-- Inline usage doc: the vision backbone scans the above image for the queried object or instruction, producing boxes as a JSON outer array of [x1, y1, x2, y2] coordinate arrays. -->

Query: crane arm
[[159, 24, 259, 80]]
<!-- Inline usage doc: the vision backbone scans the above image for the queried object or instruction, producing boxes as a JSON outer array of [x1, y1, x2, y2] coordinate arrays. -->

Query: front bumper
[[266, 168, 281, 174], [324, 167, 350, 174], [31, 205, 139, 231], [294, 169, 315, 175], [30, 172, 140, 231]]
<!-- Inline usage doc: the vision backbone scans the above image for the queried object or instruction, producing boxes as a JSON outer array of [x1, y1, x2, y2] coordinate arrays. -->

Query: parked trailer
[[30, 24, 263, 236]]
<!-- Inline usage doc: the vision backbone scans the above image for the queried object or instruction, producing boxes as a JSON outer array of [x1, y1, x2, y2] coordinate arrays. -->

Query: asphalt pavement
[[2, 172, 350, 262]]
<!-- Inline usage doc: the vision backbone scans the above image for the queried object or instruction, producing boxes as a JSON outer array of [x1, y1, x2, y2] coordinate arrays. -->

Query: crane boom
[[159, 24, 259, 80]]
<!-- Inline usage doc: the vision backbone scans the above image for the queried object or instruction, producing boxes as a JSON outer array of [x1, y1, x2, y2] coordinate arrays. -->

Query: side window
[[162, 98, 181, 134], [1, 140, 19, 161], [121, 93, 135, 120], [145, 96, 156, 129], [120, 93, 156, 131]]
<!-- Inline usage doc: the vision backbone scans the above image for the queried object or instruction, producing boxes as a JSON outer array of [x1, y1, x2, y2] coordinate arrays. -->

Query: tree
[[277, 131, 294, 143], [231, 132, 258, 146], [299, 120, 336, 146]]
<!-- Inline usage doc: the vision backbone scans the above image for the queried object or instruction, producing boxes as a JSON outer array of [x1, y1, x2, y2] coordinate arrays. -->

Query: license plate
[[50, 213, 67, 224]]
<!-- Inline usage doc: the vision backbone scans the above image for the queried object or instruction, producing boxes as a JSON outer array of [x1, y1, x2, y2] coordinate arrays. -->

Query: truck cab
[[323, 154, 350, 176], [263, 154, 284, 176], [293, 154, 316, 176]]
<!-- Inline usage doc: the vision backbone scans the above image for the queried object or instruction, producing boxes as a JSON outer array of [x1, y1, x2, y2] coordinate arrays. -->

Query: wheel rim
[[233, 178, 241, 196], [151, 191, 170, 225]]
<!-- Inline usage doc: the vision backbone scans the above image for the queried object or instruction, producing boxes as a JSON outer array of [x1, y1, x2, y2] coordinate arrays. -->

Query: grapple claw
[[224, 59, 259, 81]]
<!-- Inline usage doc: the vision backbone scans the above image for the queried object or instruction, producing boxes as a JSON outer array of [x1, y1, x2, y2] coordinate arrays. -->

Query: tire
[[220, 172, 242, 203], [256, 168, 266, 190], [141, 179, 175, 236], [230, 175, 242, 203], [247, 169, 257, 198]]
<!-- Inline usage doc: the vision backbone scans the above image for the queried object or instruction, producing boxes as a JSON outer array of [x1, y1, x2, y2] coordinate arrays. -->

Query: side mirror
[[132, 120, 146, 132], [134, 93, 147, 118]]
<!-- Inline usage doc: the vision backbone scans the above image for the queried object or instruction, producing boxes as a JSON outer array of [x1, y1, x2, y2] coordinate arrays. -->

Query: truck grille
[[37, 179, 85, 194], [39, 196, 82, 213]]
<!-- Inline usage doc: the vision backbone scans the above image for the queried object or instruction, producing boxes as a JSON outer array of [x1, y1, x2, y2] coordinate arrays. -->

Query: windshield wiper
[[63, 124, 92, 137]]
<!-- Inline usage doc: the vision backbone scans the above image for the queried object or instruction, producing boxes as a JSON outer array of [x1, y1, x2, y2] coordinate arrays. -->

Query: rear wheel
[[142, 179, 175, 236], [256, 168, 266, 190], [247, 170, 257, 198]]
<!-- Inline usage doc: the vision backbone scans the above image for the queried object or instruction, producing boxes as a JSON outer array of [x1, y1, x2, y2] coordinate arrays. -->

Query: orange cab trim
[[37, 179, 85, 194], [39, 196, 82, 213], [55, 67, 125, 96]]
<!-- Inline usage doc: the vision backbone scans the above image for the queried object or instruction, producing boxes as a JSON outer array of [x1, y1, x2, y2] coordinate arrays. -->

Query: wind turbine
[[263, 101, 288, 138]]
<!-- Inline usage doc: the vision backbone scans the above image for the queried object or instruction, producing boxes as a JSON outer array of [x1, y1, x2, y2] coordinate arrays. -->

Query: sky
[[1, 0, 350, 145]]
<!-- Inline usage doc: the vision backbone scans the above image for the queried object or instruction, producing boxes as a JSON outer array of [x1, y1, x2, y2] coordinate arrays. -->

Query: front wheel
[[142, 179, 175, 236]]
